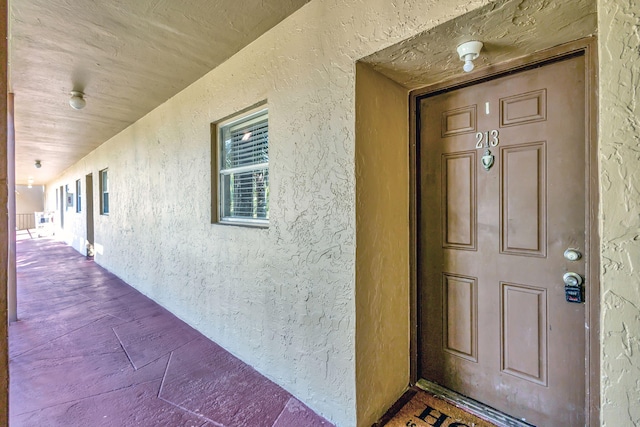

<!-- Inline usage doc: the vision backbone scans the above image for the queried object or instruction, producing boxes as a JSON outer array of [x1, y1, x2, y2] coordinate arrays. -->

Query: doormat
[[373, 386, 497, 427]]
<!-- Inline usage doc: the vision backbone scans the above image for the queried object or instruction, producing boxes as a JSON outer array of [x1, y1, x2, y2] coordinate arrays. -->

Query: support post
[[8, 93, 15, 323], [1, 0, 10, 423]]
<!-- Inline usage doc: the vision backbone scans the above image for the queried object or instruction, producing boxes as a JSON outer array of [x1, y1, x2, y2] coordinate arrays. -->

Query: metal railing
[[16, 213, 36, 230]]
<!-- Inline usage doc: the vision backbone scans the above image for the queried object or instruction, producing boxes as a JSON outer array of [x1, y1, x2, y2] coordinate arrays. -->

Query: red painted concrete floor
[[10, 238, 333, 427]]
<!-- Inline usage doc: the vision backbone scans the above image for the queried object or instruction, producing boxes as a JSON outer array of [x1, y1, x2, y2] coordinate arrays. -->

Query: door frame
[[59, 184, 65, 229], [85, 173, 94, 254], [408, 37, 599, 425]]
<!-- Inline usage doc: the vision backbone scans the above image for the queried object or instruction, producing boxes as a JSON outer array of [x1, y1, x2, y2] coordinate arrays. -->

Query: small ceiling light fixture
[[34, 160, 42, 168], [69, 90, 86, 110], [457, 41, 484, 73]]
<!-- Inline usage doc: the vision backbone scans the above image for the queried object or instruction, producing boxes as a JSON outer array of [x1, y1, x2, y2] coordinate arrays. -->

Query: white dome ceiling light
[[69, 90, 86, 110]]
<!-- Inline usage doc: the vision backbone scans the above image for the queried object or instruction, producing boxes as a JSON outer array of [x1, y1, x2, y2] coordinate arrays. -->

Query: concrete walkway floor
[[10, 238, 332, 427]]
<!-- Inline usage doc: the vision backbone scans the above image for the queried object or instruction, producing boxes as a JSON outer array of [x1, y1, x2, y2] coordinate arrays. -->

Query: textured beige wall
[[355, 63, 410, 427], [598, 1, 640, 425], [62, 1, 640, 426], [41, 0, 640, 423]]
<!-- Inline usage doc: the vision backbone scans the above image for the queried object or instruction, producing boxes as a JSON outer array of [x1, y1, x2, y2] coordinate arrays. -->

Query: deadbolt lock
[[563, 272, 584, 303]]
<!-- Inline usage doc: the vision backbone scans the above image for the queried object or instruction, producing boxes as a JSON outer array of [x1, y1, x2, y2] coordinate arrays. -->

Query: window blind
[[219, 110, 269, 223], [222, 117, 269, 169]]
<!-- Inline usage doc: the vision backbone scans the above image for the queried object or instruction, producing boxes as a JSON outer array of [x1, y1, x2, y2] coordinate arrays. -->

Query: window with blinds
[[100, 168, 109, 215], [76, 179, 82, 213], [217, 108, 268, 225]]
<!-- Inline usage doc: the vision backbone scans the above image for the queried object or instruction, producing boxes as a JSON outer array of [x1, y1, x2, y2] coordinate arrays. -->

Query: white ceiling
[[10, 0, 310, 185], [11, 0, 598, 186]]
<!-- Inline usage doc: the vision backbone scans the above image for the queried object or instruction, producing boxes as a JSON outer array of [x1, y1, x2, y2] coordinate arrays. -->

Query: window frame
[[76, 179, 82, 213], [100, 168, 109, 215], [212, 104, 269, 227]]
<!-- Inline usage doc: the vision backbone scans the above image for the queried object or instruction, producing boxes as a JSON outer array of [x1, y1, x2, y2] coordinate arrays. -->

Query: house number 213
[[475, 129, 500, 149]]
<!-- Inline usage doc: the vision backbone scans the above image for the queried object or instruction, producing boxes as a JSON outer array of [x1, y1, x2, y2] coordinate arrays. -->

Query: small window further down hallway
[[75, 179, 81, 213], [100, 168, 109, 215]]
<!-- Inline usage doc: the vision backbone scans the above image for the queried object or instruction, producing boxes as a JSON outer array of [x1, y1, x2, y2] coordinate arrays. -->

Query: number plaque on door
[[475, 130, 499, 171]]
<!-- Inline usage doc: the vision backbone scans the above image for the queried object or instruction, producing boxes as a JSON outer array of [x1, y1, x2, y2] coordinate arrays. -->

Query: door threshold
[[415, 379, 534, 427]]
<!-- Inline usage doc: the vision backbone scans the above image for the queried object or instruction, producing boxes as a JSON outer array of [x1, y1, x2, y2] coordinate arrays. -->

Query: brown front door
[[418, 55, 586, 426]]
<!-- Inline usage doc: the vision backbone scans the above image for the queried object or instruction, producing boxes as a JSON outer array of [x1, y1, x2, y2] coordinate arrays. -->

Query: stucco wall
[[598, 1, 640, 425], [40, 0, 640, 424], [45, 1, 492, 424], [58, 1, 640, 425], [355, 63, 410, 426]]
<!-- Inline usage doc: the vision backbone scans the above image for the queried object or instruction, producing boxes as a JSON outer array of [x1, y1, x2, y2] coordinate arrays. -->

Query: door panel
[[443, 273, 477, 362], [418, 56, 586, 426], [501, 282, 547, 385], [500, 89, 547, 126], [442, 152, 476, 249], [501, 142, 546, 256]]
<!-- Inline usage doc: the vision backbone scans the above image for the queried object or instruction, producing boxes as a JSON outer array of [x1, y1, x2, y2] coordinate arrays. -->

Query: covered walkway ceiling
[[10, 0, 310, 185]]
